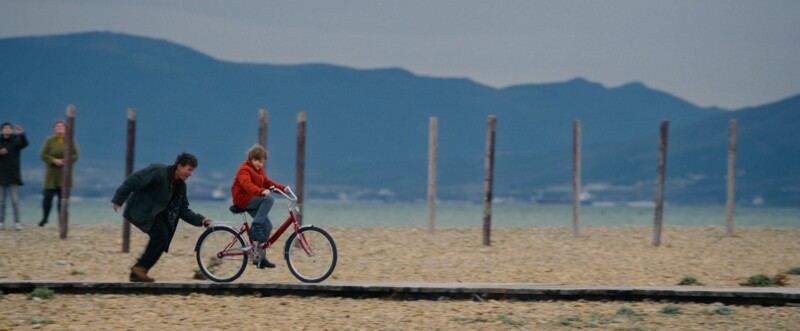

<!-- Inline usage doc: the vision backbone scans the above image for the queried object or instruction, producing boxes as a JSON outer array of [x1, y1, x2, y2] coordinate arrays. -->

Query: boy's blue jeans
[[246, 195, 275, 242]]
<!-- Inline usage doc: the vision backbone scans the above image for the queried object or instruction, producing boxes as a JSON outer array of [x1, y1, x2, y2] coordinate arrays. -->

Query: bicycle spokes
[[284, 227, 337, 283], [196, 226, 249, 282]]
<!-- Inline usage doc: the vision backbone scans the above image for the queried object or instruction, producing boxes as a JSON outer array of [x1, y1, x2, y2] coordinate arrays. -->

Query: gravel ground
[[1, 224, 798, 329]]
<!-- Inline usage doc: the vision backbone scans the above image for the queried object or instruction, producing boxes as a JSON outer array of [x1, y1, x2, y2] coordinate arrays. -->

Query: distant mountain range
[[1, 32, 798, 205]]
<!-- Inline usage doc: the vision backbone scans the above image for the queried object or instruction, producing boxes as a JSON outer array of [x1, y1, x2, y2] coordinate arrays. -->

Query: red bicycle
[[194, 187, 337, 283]]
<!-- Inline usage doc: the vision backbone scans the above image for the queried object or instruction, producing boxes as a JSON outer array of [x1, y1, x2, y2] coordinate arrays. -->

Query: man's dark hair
[[174, 152, 198, 168]]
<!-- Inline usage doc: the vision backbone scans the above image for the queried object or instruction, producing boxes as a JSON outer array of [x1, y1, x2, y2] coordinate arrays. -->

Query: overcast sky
[[2, 0, 799, 109]]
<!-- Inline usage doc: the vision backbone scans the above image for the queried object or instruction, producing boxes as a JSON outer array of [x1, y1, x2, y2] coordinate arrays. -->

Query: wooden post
[[483, 115, 496, 246], [653, 120, 669, 247], [572, 120, 581, 238], [59, 105, 76, 239], [427, 117, 438, 234], [295, 112, 306, 225], [726, 119, 737, 237], [259, 108, 268, 170], [259, 109, 268, 147], [122, 108, 136, 253]]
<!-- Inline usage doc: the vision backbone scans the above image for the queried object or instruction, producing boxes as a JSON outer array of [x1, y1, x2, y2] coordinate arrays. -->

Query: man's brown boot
[[129, 266, 155, 282]]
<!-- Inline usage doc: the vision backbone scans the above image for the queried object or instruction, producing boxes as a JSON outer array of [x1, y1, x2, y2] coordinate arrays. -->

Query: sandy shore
[[1, 224, 798, 329]]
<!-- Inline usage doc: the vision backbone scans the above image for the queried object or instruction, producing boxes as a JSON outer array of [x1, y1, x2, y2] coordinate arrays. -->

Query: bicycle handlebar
[[270, 186, 298, 203]]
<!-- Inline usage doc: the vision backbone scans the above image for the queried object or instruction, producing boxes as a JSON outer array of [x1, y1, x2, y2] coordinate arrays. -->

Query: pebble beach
[[1, 224, 798, 329]]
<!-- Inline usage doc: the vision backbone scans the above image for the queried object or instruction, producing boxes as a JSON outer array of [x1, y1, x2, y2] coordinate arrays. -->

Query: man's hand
[[201, 219, 213, 228], [0, 148, 6, 156], [262, 189, 271, 196], [112, 203, 121, 212], [53, 159, 64, 167], [14, 124, 23, 134]]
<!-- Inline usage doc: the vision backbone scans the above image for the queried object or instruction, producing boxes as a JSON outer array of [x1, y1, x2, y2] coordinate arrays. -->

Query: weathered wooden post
[[483, 115, 496, 246], [427, 117, 438, 234], [59, 105, 76, 239], [259, 108, 268, 170], [122, 108, 136, 253], [653, 120, 669, 246], [726, 119, 737, 237], [572, 120, 581, 238], [259, 108, 268, 148], [295, 112, 307, 225]]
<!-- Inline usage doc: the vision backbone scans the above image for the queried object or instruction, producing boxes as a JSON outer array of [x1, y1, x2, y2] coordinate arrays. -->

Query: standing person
[[38, 120, 79, 227], [111, 152, 213, 282], [0, 123, 28, 230], [231, 144, 288, 269]]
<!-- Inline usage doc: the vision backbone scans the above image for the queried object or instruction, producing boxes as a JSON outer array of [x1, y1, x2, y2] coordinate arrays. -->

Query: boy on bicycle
[[231, 144, 288, 269]]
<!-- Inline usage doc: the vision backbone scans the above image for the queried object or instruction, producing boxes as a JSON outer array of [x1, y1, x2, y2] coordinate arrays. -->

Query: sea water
[[10, 198, 800, 228]]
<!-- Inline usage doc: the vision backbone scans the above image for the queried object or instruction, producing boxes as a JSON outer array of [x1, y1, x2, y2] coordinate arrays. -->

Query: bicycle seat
[[229, 205, 246, 214]]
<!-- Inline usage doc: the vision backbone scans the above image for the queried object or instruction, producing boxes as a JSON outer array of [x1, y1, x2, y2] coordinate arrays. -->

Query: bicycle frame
[[215, 187, 312, 259]]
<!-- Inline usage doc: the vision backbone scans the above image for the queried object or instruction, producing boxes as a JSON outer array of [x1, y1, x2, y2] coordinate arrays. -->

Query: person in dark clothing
[[0, 122, 28, 230], [111, 153, 213, 282]]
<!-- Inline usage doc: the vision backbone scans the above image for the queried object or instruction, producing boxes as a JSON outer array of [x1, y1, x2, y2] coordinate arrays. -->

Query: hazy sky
[[2, 0, 799, 109]]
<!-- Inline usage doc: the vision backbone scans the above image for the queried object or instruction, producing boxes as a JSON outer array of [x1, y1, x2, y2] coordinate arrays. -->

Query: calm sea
[[10, 198, 800, 228]]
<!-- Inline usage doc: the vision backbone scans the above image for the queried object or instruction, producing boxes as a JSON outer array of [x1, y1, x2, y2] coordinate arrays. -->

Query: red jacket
[[231, 160, 286, 209]]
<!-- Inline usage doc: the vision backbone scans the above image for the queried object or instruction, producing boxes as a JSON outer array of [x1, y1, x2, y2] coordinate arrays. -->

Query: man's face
[[1, 125, 11, 136], [176, 164, 195, 181]]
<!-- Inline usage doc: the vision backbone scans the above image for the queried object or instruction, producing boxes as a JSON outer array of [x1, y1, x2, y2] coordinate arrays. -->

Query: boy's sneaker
[[254, 245, 275, 269], [258, 256, 276, 269], [14, 223, 21, 231]]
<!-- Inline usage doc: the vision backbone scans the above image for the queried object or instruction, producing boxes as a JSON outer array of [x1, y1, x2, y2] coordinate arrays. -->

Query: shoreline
[[7, 199, 800, 229]]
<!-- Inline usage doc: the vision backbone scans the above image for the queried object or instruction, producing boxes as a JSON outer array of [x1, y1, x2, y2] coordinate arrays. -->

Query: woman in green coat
[[38, 120, 78, 227], [0, 122, 28, 230]]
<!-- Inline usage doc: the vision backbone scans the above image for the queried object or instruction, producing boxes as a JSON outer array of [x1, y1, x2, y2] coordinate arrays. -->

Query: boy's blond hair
[[247, 144, 268, 161]]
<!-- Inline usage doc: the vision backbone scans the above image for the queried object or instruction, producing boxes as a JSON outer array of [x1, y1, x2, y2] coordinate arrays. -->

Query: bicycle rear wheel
[[284, 226, 337, 283], [195, 226, 248, 282]]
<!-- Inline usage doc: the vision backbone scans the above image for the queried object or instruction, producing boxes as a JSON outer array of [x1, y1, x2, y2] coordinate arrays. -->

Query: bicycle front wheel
[[195, 226, 248, 282], [284, 226, 337, 283]]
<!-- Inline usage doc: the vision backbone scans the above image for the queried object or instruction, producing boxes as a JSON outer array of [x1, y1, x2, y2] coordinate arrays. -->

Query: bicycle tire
[[195, 226, 248, 282], [284, 226, 337, 283]]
